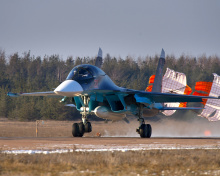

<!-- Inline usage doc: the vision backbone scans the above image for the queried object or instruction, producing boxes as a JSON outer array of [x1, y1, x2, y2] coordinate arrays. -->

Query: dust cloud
[[101, 115, 220, 138], [151, 118, 220, 137]]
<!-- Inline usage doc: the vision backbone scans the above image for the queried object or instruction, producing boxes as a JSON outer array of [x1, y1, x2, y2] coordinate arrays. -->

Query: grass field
[[1, 150, 220, 176]]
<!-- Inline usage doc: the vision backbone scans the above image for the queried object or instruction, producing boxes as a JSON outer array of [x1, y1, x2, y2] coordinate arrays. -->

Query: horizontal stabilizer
[[160, 107, 204, 110]]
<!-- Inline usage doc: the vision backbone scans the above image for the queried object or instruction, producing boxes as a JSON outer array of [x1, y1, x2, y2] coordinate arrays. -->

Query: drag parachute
[[195, 73, 220, 121], [161, 68, 189, 116], [193, 81, 212, 105], [146, 68, 192, 116], [145, 75, 155, 92], [179, 85, 192, 108]]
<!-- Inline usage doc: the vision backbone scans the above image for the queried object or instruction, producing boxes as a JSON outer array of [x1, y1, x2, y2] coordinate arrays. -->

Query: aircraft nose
[[54, 80, 83, 97]]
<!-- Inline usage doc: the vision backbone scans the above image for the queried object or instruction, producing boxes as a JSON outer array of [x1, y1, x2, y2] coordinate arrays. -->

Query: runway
[[1, 120, 220, 154], [1, 137, 220, 154]]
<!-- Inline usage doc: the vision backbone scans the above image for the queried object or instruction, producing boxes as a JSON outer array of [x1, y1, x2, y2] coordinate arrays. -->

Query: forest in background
[[0, 49, 220, 121]]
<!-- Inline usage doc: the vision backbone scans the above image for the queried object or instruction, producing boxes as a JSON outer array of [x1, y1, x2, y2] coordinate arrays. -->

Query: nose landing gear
[[72, 121, 92, 137], [72, 96, 92, 137]]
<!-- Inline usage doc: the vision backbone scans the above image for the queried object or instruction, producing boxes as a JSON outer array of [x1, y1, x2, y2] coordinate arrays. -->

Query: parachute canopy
[[146, 68, 192, 116], [162, 68, 189, 116], [197, 73, 220, 121]]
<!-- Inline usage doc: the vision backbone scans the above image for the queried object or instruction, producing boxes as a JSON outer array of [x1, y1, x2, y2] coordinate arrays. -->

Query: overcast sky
[[0, 0, 220, 59]]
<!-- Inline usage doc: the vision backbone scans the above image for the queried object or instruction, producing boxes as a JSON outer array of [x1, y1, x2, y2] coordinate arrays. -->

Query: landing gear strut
[[136, 105, 152, 138], [72, 96, 92, 137]]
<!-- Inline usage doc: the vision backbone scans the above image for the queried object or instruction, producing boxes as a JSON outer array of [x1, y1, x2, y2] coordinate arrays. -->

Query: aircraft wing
[[8, 88, 219, 105], [84, 88, 218, 103], [160, 107, 204, 110], [132, 90, 219, 103], [83, 88, 218, 104], [7, 91, 63, 98]]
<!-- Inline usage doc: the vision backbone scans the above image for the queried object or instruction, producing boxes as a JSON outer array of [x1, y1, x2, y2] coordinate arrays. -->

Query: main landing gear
[[137, 123, 152, 138], [136, 105, 152, 138], [72, 96, 92, 137], [72, 120, 92, 137]]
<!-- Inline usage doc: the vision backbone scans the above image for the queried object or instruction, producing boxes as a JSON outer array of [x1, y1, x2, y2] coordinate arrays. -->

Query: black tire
[[139, 124, 146, 138], [146, 124, 152, 138], [139, 124, 152, 138], [78, 122, 85, 137], [85, 122, 92, 133], [72, 123, 79, 137]]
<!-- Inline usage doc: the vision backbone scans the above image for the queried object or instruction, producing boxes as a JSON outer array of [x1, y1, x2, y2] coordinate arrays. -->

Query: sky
[[0, 0, 220, 59]]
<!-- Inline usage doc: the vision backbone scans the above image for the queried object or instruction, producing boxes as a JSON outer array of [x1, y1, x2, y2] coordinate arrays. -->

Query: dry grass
[[1, 150, 220, 176]]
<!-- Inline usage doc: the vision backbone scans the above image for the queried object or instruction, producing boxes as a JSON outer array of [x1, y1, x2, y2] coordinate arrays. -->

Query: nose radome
[[54, 80, 83, 97]]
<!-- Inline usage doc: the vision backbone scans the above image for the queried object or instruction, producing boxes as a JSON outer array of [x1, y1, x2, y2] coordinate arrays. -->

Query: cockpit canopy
[[66, 64, 106, 81]]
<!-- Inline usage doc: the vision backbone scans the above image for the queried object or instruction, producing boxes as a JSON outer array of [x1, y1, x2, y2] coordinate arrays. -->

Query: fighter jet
[[8, 48, 219, 138]]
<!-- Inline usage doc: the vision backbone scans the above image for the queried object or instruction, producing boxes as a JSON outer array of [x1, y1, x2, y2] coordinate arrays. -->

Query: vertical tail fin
[[95, 48, 103, 68], [152, 49, 165, 92]]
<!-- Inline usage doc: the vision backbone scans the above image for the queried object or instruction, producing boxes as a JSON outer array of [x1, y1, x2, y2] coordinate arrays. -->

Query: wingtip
[[160, 48, 165, 59], [98, 47, 102, 58]]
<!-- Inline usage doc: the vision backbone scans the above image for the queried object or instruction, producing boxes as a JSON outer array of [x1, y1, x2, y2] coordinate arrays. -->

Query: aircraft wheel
[[85, 122, 92, 133], [139, 124, 152, 138], [78, 122, 85, 137], [72, 123, 79, 137], [139, 124, 147, 138], [146, 124, 152, 138]]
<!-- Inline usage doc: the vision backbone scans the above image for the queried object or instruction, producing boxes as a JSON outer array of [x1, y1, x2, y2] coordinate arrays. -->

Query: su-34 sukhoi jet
[[8, 48, 220, 138]]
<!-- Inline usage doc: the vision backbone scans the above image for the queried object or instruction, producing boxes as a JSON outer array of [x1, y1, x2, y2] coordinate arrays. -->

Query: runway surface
[[1, 137, 220, 154]]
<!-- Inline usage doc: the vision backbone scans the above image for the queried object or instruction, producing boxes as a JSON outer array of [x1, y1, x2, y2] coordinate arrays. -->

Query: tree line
[[0, 49, 219, 121]]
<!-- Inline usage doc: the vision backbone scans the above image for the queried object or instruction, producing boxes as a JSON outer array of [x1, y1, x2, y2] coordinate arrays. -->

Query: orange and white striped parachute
[[148, 75, 155, 84], [195, 73, 220, 121], [179, 85, 192, 108], [193, 81, 212, 105], [162, 68, 189, 116], [146, 68, 192, 116], [145, 75, 155, 92]]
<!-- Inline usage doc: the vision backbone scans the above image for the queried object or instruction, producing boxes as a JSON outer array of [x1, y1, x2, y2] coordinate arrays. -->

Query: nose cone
[[54, 80, 83, 97]]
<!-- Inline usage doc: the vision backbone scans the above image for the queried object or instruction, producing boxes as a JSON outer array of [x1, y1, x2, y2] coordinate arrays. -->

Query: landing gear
[[72, 123, 80, 137], [72, 96, 92, 137], [136, 105, 152, 138], [85, 121, 92, 133], [78, 122, 85, 137], [139, 124, 152, 138], [72, 121, 92, 137]]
